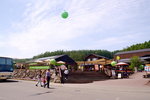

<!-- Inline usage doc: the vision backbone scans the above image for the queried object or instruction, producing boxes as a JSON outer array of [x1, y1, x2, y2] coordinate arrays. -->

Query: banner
[[29, 66, 50, 69], [144, 66, 150, 72]]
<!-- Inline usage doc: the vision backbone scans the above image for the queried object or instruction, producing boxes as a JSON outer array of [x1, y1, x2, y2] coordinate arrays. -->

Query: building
[[114, 48, 150, 64], [84, 54, 109, 61], [25, 54, 77, 70], [77, 54, 112, 71], [34, 54, 77, 66]]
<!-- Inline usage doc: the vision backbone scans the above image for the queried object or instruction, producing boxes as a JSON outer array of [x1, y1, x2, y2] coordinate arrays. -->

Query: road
[[0, 78, 150, 100]]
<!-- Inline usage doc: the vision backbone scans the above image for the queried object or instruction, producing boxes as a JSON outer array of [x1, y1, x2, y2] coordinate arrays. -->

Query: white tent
[[116, 62, 129, 66]]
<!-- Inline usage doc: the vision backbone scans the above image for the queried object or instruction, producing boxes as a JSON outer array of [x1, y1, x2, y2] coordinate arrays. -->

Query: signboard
[[95, 64, 99, 71], [144, 66, 150, 72], [29, 66, 50, 69], [118, 73, 122, 78]]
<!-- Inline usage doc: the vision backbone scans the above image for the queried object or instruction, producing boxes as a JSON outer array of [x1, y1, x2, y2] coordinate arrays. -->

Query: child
[[35, 72, 42, 87], [42, 76, 46, 88]]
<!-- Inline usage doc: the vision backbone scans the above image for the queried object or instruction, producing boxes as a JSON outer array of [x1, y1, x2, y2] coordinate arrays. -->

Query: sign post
[[144, 66, 150, 78]]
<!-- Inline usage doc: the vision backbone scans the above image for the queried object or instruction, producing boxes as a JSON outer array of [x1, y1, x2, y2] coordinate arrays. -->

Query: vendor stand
[[115, 62, 129, 78]]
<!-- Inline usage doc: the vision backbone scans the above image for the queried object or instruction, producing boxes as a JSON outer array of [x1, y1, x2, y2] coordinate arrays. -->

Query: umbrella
[[34, 60, 43, 63], [57, 61, 65, 64], [116, 62, 129, 66], [56, 61, 66, 66]]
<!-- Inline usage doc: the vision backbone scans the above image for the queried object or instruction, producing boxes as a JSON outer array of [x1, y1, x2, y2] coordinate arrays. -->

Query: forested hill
[[15, 40, 150, 62], [33, 40, 150, 61], [32, 40, 150, 61], [122, 40, 150, 51], [33, 50, 113, 61]]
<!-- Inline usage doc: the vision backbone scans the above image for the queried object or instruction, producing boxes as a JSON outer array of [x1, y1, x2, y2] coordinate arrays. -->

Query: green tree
[[122, 40, 150, 51], [33, 49, 113, 61], [130, 56, 142, 72], [32, 40, 150, 61]]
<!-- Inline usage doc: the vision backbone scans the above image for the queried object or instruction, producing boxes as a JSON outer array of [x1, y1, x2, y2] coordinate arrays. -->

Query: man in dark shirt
[[45, 69, 51, 88]]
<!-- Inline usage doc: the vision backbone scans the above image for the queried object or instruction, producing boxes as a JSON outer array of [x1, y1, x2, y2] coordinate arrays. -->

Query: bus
[[0, 57, 14, 80]]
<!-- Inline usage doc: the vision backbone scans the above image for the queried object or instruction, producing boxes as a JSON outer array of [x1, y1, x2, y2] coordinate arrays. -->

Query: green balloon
[[111, 61, 117, 66], [50, 59, 56, 65], [61, 11, 69, 19]]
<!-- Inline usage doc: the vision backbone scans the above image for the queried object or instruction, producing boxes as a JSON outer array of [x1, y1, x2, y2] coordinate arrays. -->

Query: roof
[[0, 56, 13, 59], [28, 55, 77, 66], [85, 54, 109, 60], [77, 59, 112, 65], [119, 56, 150, 63], [115, 48, 150, 55], [37, 55, 64, 61]]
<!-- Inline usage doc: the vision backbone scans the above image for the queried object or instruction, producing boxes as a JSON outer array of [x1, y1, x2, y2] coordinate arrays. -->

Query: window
[[0, 57, 13, 72], [0, 58, 6, 64], [87, 59, 91, 61], [92, 58, 97, 61], [6, 59, 12, 65]]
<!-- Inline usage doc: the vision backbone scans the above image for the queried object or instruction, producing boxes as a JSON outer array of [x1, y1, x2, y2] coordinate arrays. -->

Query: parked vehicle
[[0, 57, 14, 80]]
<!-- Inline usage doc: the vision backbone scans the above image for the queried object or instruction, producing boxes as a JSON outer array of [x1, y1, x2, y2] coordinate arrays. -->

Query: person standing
[[59, 65, 67, 84], [64, 68, 69, 80], [45, 69, 51, 88]]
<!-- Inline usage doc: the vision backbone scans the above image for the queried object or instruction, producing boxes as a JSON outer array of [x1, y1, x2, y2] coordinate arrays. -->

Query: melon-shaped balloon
[[111, 61, 117, 66], [61, 11, 69, 19], [50, 59, 56, 65]]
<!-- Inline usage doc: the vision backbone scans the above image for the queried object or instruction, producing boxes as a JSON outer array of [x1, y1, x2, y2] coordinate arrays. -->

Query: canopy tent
[[116, 62, 129, 66], [28, 55, 77, 66], [57, 61, 65, 64]]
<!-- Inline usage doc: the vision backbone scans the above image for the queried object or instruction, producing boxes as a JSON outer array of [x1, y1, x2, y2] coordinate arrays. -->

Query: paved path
[[0, 76, 150, 100], [93, 72, 150, 87], [129, 71, 146, 79]]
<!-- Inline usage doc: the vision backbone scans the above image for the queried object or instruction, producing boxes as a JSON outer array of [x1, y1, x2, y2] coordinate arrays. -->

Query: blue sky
[[0, 0, 150, 58]]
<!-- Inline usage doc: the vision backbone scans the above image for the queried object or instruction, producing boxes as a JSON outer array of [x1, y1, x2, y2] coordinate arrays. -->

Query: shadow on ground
[[0, 79, 18, 83], [65, 71, 110, 84], [30, 91, 53, 96]]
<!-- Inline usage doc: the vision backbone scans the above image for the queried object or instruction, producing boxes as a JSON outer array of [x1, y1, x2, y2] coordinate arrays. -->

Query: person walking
[[45, 69, 51, 88], [35, 71, 42, 87]]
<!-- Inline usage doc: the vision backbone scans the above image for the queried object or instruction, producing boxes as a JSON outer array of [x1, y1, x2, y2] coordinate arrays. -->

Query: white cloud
[[8, 0, 107, 58], [89, 33, 145, 51], [3, 0, 149, 58]]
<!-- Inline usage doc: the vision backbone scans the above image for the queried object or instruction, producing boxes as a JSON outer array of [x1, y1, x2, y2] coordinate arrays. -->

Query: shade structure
[[57, 61, 65, 64], [116, 62, 129, 66], [30, 55, 77, 66], [44, 59, 50, 62], [56, 61, 66, 66]]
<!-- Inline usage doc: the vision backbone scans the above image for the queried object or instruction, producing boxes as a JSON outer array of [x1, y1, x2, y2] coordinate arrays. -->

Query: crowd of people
[[35, 65, 69, 88]]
